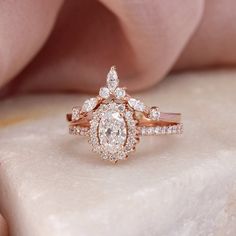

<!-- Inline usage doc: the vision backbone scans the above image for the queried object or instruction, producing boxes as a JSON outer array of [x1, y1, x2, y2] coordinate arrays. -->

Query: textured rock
[[0, 70, 236, 236]]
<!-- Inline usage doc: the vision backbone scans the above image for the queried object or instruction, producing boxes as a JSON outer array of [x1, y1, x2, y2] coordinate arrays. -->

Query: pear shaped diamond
[[107, 66, 119, 91]]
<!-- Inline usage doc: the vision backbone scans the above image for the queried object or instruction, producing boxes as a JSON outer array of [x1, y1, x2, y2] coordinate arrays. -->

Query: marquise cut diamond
[[128, 98, 146, 112], [107, 66, 119, 91], [81, 98, 98, 112]]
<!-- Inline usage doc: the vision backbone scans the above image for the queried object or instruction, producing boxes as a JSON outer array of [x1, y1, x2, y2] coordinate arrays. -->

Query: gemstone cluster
[[68, 66, 183, 162]]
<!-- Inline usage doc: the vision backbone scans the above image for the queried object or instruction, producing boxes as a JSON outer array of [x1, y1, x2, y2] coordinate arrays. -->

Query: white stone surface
[[0, 70, 236, 236]]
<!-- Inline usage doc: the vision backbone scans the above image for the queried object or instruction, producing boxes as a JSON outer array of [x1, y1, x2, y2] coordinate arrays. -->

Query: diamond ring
[[66, 66, 183, 162]]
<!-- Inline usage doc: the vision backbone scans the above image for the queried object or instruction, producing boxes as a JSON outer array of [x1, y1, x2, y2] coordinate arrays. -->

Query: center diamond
[[89, 102, 138, 161], [99, 110, 127, 154]]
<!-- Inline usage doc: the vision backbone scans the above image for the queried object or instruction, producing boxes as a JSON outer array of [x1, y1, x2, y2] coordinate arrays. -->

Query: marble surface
[[0, 70, 236, 236]]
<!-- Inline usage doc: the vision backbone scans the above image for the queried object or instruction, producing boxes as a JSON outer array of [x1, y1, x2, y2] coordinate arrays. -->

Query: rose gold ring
[[66, 66, 183, 162]]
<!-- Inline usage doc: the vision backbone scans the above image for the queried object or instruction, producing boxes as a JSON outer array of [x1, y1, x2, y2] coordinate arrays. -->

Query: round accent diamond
[[149, 107, 160, 120], [115, 88, 126, 99], [99, 87, 110, 99]]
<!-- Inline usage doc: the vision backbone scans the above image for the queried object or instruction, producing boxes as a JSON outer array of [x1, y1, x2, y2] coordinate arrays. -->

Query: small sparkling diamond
[[147, 127, 153, 135], [149, 107, 160, 120], [72, 106, 80, 121], [75, 127, 89, 136], [118, 104, 125, 112], [115, 88, 126, 99], [172, 126, 177, 134], [81, 98, 98, 112], [128, 98, 136, 108], [69, 126, 77, 135], [161, 126, 167, 134], [167, 126, 173, 134], [139, 125, 183, 136], [155, 127, 161, 134], [118, 152, 126, 160], [107, 66, 119, 91], [125, 144, 133, 152], [177, 124, 183, 134], [141, 128, 146, 135], [99, 87, 110, 99], [101, 153, 109, 160]]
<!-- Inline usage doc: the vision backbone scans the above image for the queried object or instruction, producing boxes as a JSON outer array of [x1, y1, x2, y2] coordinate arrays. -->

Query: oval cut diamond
[[98, 110, 127, 154], [89, 102, 137, 161]]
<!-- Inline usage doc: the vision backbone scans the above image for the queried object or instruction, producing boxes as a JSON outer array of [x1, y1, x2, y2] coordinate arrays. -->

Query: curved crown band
[[66, 66, 183, 162]]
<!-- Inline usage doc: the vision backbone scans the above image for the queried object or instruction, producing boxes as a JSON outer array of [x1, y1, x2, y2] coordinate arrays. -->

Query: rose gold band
[[68, 123, 183, 137], [67, 111, 183, 137]]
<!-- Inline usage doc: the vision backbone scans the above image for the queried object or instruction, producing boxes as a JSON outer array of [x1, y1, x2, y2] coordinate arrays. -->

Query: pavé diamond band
[[66, 66, 183, 162]]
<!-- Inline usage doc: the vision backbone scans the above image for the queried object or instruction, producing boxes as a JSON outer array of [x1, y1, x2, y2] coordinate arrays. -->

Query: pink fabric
[[0, 0, 236, 93], [1, 1, 236, 233], [0, 214, 7, 236]]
